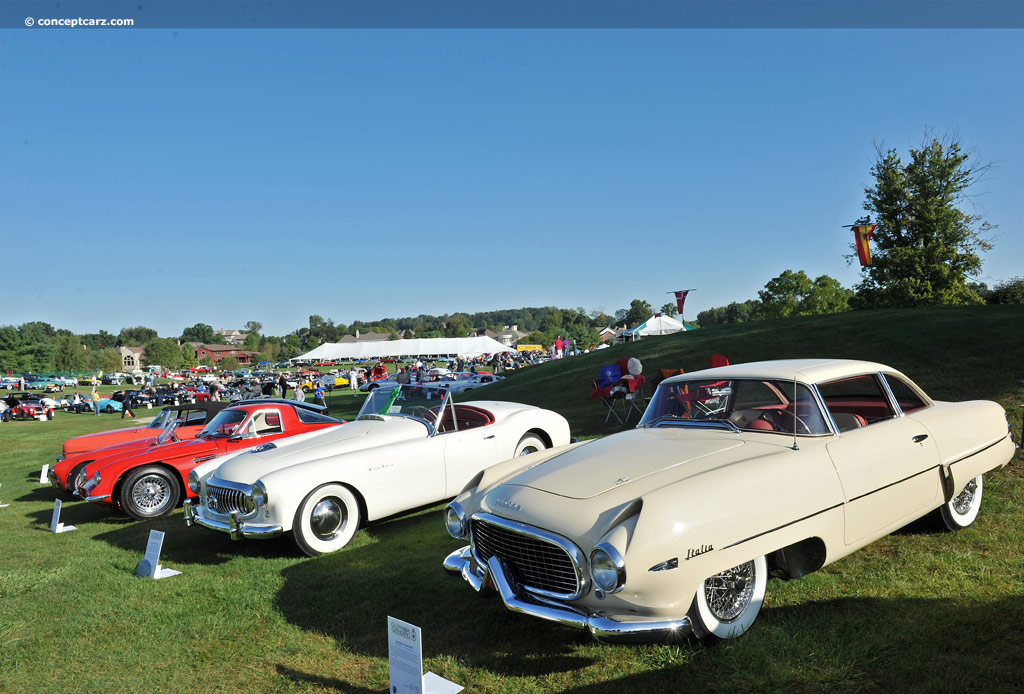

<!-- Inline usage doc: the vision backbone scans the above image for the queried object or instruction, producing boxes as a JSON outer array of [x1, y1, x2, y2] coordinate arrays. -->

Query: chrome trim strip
[[848, 466, 939, 503], [721, 502, 844, 550], [84, 493, 111, 503], [470, 512, 588, 600]]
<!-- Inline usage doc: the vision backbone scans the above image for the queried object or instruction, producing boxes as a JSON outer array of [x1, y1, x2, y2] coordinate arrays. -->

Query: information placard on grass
[[50, 499, 76, 533], [387, 616, 462, 694], [134, 529, 181, 580]]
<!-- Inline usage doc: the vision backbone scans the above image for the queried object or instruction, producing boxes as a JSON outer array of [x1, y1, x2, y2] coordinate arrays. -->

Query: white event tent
[[293, 336, 514, 362], [620, 313, 691, 340]]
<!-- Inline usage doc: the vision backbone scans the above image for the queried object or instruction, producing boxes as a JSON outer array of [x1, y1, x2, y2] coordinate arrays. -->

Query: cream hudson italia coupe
[[443, 359, 1015, 644], [184, 385, 570, 556]]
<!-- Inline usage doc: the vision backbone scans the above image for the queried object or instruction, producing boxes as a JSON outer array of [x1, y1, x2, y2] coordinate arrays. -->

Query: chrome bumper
[[183, 499, 283, 540], [443, 546, 691, 645], [84, 493, 110, 502], [46, 468, 62, 491]]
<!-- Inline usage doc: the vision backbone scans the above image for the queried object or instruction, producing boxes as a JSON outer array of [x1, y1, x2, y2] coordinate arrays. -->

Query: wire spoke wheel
[[703, 561, 756, 621]]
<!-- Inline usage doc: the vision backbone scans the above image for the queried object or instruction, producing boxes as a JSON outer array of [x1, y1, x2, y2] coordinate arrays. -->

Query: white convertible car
[[443, 359, 1016, 644], [184, 385, 571, 556]]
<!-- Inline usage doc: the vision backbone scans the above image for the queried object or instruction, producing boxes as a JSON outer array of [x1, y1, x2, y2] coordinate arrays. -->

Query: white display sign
[[135, 529, 181, 579], [0, 482, 8, 508], [387, 617, 462, 694], [50, 499, 76, 533], [39, 464, 49, 484]]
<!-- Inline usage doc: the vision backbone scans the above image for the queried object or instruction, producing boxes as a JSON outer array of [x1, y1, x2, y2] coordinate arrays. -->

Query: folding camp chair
[[590, 358, 646, 424]]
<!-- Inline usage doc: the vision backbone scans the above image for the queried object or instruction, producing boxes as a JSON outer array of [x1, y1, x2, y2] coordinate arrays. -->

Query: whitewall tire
[[688, 555, 767, 644], [291, 483, 362, 557], [939, 475, 983, 531], [514, 434, 546, 457]]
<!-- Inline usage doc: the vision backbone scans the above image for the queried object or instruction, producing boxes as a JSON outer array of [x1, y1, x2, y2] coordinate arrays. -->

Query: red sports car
[[50, 402, 231, 494], [76, 400, 342, 520], [4, 392, 54, 420]]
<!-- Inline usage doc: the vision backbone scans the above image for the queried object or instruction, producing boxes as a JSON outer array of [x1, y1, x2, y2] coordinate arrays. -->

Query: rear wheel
[[119, 466, 181, 520], [104, 405, 114, 414], [514, 434, 546, 457], [688, 555, 767, 644], [938, 475, 983, 531]]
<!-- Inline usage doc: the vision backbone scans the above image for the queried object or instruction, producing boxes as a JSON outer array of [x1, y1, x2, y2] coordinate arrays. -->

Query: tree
[[53, 331, 86, 372], [756, 270, 852, 319], [444, 315, 471, 338], [697, 301, 759, 327], [623, 299, 653, 328], [220, 357, 240, 372], [660, 302, 678, 317], [119, 326, 158, 346], [144, 338, 184, 369], [244, 321, 262, 335], [99, 348, 123, 374], [181, 323, 216, 344], [853, 135, 994, 308], [987, 277, 1024, 304]]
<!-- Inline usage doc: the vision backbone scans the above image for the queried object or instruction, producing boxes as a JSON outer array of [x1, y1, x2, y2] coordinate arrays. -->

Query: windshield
[[357, 384, 451, 432], [147, 409, 174, 430], [155, 419, 179, 445], [198, 409, 248, 438], [639, 377, 830, 436]]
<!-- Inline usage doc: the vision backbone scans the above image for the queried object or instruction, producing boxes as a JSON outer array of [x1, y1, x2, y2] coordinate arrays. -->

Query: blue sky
[[2, 28, 1021, 336]]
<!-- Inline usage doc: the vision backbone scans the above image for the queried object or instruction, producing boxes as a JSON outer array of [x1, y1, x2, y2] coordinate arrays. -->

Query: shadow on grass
[[276, 509, 597, 678], [556, 595, 1024, 693], [274, 666, 381, 694], [87, 509, 299, 566]]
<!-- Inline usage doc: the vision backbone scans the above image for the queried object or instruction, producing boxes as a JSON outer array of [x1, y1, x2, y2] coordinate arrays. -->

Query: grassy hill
[[467, 304, 1024, 437]]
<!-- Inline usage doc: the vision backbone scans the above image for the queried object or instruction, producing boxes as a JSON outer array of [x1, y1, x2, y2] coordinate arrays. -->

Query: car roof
[[667, 358, 905, 386], [161, 401, 231, 414]]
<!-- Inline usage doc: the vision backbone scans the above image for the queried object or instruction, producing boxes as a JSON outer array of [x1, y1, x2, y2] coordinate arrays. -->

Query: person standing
[[349, 365, 359, 390], [278, 373, 288, 400], [91, 385, 100, 416], [312, 383, 326, 413], [121, 391, 135, 419], [294, 386, 306, 403]]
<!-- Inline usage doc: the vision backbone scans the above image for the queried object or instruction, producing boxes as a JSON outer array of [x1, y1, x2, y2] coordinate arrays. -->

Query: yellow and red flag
[[854, 224, 876, 266]]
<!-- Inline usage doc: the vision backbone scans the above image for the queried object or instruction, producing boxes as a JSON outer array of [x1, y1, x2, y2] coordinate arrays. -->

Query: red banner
[[854, 225, 876, 266], [674, 290, 690, 316]]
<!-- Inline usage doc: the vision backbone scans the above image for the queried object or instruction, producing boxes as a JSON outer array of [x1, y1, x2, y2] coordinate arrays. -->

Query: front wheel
[[938, 475, 983, 531], [104, 405, 114, 413], [688, 555, 767, 644], [67, 463, 87, 495], [119, 465, 181, 520], [291, 483, 362, 557], [514, 433, 546, 457]]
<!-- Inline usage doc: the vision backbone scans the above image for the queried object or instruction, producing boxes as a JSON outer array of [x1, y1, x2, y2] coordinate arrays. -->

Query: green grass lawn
[[1, 305, 1022, 693]]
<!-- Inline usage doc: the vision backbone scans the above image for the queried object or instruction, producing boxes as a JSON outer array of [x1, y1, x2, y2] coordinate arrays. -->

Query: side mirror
[[228, 434, 242, 443]]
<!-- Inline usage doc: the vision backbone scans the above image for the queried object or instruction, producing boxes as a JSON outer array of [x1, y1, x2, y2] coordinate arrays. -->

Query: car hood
[[211, 417, 426, 484], [485, 426, 747, 500], [63, 426, 157, 454], [88, 436, 221, 475]]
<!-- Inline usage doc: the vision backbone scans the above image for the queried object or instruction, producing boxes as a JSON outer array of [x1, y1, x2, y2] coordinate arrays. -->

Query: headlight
[[92, 471, 101, 485], [590, 543, 626, 594], [445, 502, 466, 539], [187, 470, 200, 494], [252, 480, 269, 508]]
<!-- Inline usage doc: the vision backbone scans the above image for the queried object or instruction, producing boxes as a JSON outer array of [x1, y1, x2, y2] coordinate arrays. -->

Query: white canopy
[[621, 313, 690, 339], [294, 336, 515, 362]]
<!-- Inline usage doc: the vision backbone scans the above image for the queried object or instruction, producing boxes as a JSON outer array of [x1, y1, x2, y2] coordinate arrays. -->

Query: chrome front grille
[[471, 517, 581, 598], [207, 484, 251, 515]]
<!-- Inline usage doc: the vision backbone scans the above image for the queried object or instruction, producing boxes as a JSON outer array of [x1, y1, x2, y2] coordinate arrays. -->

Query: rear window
[[883, 375, 929, 414], [295, 407, 341, 425]]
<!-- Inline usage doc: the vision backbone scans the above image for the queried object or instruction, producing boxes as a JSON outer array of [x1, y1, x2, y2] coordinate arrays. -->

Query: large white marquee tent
[[293, 336, 514, 362], [620, 313, 691, 340]]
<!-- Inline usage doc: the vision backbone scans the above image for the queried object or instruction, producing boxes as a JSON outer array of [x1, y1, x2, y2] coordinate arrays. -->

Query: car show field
[[0, 306, 1022, 693]]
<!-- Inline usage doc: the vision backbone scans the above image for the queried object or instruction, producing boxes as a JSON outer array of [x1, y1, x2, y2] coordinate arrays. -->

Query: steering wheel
[[404, 406, 430, 420], [759, 409, 811, 435]]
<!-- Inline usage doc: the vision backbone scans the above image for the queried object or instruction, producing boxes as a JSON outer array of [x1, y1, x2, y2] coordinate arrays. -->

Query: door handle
[[484, 435, 495, 440], [912, 434, 929, 443]]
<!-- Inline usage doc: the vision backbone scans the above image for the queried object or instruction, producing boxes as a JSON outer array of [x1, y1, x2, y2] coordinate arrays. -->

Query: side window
[[252, 411, 284, 435], [818, 375, 896, 431], [883, 375, 929, 414]]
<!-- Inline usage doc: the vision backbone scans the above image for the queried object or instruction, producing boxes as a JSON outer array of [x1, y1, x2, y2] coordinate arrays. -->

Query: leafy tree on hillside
[[119, 326, 157, 346], [444, 315, 471, 338], [54, 331, 87, 372], [144, 338, 184, 369], [853, 135, 994, 308], [220, 357, 240, 372], [80, 329, 117, 351], [98, 348, 123, 374], [182, 323, 216, 344], [623, 299, 653, 328], [660, 302, 678, 317], [986, 277, 1024, 304], [756, 270, 852, 319], [697, 300, 760, 327]]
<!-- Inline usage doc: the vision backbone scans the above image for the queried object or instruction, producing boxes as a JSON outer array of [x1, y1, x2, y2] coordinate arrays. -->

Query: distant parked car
[[443, 359, 1017, 644], [4, 392, 55, 420]]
